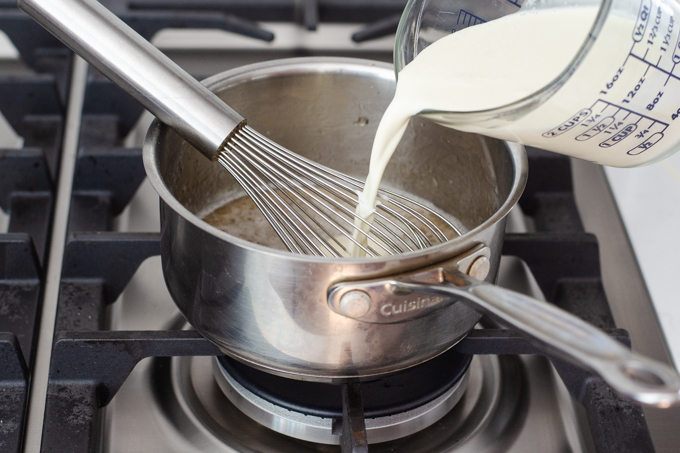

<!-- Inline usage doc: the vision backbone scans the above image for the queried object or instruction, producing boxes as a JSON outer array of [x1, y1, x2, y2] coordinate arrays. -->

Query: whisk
[[221, 125, 459, 257], [21, 0, 459, 257]]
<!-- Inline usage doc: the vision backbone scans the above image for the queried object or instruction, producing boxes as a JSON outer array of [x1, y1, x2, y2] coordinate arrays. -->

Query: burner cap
[[217, 348, 472, 418]]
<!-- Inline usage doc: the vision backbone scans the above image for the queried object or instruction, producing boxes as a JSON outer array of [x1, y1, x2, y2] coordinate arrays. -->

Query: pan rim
[[142, 56, 528, 266]]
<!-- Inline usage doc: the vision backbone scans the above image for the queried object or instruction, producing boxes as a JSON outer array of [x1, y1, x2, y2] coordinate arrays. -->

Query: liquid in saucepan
[[201, 190, 465, 256]]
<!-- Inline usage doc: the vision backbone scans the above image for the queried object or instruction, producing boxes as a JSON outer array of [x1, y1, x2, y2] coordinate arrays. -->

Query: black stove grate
[[0, 236, 38, 453], [96, 0, 408, 36], [0, 4, 71, 451]]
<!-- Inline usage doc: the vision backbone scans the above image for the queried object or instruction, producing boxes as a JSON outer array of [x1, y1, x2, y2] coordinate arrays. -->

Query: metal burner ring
[[212, 357, 470, 445]]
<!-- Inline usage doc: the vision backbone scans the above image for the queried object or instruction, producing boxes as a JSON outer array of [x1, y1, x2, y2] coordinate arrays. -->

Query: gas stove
[[1, 1, 679, 452]]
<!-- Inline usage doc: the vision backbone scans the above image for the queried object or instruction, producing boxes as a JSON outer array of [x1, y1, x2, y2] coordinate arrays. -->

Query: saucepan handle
[[463, 279, 680, 407], [329, 272, 680, 407], [18, 0, 245, 159]]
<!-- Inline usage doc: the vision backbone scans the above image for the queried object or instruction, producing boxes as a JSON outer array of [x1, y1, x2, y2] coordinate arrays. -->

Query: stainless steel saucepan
[[143, 58, 680, 407], [18, 0, 680, 407]]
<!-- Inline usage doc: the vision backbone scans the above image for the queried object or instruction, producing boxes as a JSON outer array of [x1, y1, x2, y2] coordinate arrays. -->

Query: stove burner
[[150, 352, 528, 451], [214, 349, 473, 444], [214, 357, 471, 444], [216, 349, 472, 419], [210, 351, 480, 444]]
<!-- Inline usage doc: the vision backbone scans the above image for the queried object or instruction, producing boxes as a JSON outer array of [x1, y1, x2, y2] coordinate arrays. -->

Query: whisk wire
[[225, 152, 347, 256], [221, 154, 323, 255], [228, 139, 381, 256], [247, 131, 457, 246], [231, 134, 400, 256], [241, 129, 430, 252], [217, 126, 460, 257], [253, 128, 461, 241]]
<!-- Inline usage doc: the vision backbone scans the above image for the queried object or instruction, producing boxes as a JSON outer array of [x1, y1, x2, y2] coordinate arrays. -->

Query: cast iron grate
[[94, 0, 408, 37], [0, 235, 38, 453], [0, 0, 71, 262], [0, 5, 71, 451]]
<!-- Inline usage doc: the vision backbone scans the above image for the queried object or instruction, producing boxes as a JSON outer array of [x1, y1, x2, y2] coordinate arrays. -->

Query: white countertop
[[606, 154, 680, 368]]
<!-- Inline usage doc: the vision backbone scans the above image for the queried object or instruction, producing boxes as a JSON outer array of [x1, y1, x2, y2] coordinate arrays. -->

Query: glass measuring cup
[[394, 0, 680, 167]]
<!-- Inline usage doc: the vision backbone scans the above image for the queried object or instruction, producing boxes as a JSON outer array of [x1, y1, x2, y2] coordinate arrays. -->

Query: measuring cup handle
[[19, 0, 245, 159], [463, 280, 680, 407]]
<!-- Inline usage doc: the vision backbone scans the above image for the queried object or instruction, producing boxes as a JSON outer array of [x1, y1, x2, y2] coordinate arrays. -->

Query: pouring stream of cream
[[351, 7, 600, 256]]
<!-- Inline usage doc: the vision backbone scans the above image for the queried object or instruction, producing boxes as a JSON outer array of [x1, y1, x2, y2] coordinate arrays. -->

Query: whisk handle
[[19, 0, 245, 160]]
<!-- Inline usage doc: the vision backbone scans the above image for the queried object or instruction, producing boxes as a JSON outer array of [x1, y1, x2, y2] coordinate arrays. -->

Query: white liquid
[[352, 7, 600, 255], [353, 2, 680, 256]]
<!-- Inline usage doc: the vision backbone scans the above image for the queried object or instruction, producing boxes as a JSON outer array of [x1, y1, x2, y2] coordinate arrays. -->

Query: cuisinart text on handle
[[379, 295, 445, 316]]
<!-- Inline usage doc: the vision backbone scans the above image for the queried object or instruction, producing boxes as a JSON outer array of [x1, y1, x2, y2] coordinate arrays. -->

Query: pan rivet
[[468, 256, 490, 280], [339, 290, 372, 318]]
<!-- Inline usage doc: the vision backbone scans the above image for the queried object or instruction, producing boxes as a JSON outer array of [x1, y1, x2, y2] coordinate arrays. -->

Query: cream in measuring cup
[[353, 1, 680, 255]]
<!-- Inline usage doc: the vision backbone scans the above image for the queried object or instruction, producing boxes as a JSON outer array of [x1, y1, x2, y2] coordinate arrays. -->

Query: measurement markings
[[599, 99, 668, 127], [544, 99, 668, 147], [576, 116, 615, 141], [624, 40, 638, 66], [600, 123, 638, 148], [630, 52, 680, 82], [629, 131, 664, 154], [591, 100, 668, 153], [665, 65, 675, 85], [457, 10, 485, 27]]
